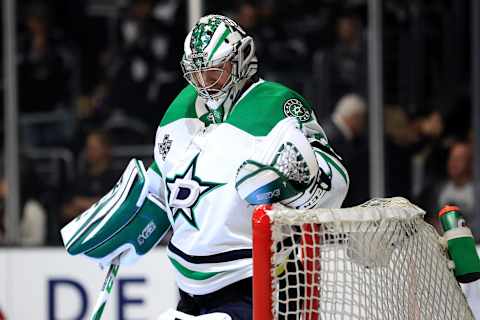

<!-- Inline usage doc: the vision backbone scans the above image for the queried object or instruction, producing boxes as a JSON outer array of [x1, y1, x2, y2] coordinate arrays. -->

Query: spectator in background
[[330, 15, 366, 100], [321, 94, 369, 207], [233, 1, 313, 92], [18, 2, 73, 113], [104, 0, 184, 133], [417, 141, 476, 238], [326, 13, 367, 113], [311, 13, 367, 118], [60, 130, 118, 226], [438, 142, 474, 216], [234, 1, 271, 66], [0, 155, 47, 246], [437, 142, 475, 237], [18, 2, 75, 146], [384, 105, 445, 201], [236, 1, 257, 31]]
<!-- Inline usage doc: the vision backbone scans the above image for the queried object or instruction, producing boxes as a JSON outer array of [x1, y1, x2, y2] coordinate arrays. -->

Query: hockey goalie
[[61, 14, 349, 320]]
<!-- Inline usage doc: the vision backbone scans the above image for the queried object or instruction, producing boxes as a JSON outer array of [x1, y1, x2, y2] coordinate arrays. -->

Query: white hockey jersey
[[150, 79, 349, 295]]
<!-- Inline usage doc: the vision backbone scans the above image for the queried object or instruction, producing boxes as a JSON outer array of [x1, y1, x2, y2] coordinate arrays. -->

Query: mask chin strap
[[206, 94, 227, 109]]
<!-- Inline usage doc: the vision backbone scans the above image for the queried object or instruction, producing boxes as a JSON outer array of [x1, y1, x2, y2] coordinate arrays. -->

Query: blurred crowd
[[0, 0, 475, 245]]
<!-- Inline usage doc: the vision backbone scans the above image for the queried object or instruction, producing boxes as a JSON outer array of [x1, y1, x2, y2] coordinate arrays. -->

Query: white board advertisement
[[1, 247, 480, 319], [0, 247, 178, 320]]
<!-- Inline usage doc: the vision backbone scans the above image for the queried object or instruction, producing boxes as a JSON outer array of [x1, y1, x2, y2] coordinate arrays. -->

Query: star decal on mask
[[166, 154, 225, 229]]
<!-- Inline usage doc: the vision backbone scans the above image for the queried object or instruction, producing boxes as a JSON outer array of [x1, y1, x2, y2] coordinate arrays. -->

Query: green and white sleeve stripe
[[315, 148, 350, 187]]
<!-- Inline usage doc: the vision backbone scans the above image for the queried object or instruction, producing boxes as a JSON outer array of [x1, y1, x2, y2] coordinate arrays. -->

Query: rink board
[[0, 247, 479, 319], [0, 247, 178, 320]]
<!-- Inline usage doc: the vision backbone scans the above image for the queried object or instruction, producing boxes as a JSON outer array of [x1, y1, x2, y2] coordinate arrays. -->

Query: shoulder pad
[[227, 81, 314, 136], [160, 85, 198, 127]]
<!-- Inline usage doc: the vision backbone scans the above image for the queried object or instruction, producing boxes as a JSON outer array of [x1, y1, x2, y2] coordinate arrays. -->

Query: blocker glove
[[235, 117, 330, 208]]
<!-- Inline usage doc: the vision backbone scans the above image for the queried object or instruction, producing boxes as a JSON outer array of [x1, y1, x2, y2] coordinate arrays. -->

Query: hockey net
[[252, 197, 474, 320]]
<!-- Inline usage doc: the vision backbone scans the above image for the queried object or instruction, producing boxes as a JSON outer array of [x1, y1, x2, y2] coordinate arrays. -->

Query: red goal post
[[252, 198, 475, 320], [252, 204, 274, 320]]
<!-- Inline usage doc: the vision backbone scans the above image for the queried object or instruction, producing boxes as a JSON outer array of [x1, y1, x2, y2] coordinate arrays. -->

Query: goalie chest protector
[[153, 80, 316, 294]]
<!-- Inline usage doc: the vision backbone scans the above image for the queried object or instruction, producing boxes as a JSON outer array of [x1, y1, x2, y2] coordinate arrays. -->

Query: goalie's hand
[[235, 160, 301, 204], [235, 117, 320, 206]]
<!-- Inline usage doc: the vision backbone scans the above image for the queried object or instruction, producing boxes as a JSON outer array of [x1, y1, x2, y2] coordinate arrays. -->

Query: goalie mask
[[181, 15, 257, 105]]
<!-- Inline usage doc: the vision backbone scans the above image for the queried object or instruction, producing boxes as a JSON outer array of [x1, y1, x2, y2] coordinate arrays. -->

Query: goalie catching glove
[[235, 117, 331, 209], [61, 159, 171, 268]]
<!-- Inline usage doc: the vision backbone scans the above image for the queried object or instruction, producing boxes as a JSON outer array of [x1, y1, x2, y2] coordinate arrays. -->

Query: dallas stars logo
[[166, 154, 224, 229], [283, 98, 311, 122]]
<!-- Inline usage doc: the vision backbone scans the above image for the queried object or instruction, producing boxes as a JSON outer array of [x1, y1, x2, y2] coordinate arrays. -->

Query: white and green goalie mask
[[181, 14, 257, 103]]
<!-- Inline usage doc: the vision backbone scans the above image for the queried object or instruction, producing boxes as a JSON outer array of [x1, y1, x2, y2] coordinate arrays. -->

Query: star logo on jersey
[[158, 134, 172, 160], [166, 154, 225, 229], [283, 98, 311, 122]]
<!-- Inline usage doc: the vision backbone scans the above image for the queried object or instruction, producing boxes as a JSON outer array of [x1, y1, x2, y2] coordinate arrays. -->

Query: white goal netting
[[266, 197, 474, 320]]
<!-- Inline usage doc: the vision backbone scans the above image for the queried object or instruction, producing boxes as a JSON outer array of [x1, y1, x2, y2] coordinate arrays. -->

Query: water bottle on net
[[438, 205, 480, 283]]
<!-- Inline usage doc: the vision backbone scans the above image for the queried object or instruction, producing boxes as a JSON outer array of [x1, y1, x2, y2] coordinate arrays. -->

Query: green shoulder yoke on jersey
[[226, 80, 314, 136], [159, 81, 315, 136], [160, 85, 198, 127]]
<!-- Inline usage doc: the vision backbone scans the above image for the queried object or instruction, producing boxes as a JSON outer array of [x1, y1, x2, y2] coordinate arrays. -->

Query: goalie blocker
[[235, 117, 347, 209], [61, 159, 171, 268]]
